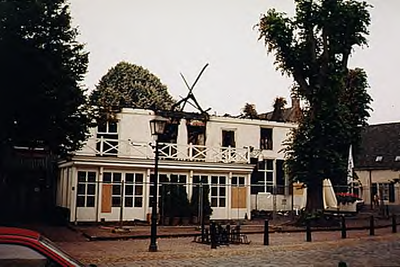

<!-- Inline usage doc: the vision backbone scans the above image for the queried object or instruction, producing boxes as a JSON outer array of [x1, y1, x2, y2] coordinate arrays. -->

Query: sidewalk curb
[[78, 223, 396, 241]]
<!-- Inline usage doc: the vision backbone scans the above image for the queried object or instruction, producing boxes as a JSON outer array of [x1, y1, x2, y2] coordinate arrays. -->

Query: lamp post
[[148, 116, 168, 252]]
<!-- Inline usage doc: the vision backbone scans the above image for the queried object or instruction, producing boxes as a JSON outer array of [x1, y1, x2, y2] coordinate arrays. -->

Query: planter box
[[338, 202, 357, 213]]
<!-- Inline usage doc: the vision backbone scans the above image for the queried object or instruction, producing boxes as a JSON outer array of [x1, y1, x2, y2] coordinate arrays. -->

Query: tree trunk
[[305, 179, 324, 213]]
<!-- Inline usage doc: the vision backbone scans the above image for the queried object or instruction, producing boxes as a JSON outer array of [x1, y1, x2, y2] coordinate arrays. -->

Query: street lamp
[[148, 116, 168, 252]]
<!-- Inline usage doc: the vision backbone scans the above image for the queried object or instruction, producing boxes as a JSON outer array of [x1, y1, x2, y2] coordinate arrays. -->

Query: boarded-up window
[[101, 184, 112, 213], [231, 176, 246, 208], [293, 183, 304, 196]]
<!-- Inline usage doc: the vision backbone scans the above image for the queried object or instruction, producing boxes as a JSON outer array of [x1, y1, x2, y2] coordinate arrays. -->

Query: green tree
[[270, 97, 287, 122], [257, 0, 372, 213], [341, 68, 372, 147], [90, 61, 176, 119], [0, 0, 90, 156], [241, 103, 258, 119]]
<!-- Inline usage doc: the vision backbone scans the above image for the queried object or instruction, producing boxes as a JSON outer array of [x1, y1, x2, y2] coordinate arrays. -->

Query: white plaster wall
[[356, 169, 400, 205], [77, 108, 294, 160], [78, 128, 98, 155], [118, 109, 154, 143], [250, 194, 295, 211], [207, 116, 293, 157]]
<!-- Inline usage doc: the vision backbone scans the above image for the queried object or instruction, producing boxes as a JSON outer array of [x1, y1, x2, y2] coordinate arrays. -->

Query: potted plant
[[159, 184, 172, 225], [190, 184, 213, 225], [336, 192, 363, 212], [177, 185, 191, 225]]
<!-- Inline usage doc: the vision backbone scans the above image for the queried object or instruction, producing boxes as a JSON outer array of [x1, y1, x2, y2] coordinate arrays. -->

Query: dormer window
[[375, 156, 383, 162]]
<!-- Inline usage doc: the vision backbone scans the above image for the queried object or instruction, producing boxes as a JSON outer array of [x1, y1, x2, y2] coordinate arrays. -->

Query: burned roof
[[355, 122, 400, 170]]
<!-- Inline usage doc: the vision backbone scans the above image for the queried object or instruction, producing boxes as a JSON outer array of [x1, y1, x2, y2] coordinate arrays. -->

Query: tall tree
[[257, 0, 372, 213], [271, 97, 287, 122], [241, 103, 258, 119], [0, 0, 90, 156], [90, 61, 176, 119]]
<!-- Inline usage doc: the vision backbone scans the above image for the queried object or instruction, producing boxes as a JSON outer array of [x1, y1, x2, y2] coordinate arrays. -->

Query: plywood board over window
[[231, 188, 246, 208], [101, 184, 112, 213], [231, 176, 246, 209], [293, 183, 304, 196]]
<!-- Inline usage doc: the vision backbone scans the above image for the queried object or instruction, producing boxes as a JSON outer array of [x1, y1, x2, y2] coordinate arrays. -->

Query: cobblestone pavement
[[56, 227, 400, 267]]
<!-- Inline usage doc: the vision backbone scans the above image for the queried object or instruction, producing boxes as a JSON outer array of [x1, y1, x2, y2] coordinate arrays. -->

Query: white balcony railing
[[76, 137, 250, 164]]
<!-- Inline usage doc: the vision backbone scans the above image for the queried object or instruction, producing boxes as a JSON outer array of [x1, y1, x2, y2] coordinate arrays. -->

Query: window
[[76, 171, 97, 207], [103, 172, 123, 207], [260, 128, 273, 150], [0, 243, 60, 267], [211, 176, 226, 207], [170, 174, 187, 186], [222, 130, 235, 147], [251, 159, 274, 194], [96, 120, 118, 156], [149, 174, 183, 207], [125, 173, 144, 208], [276, 160, 285, 195], [192, 175, 210, 209], [373, 182, 395, 203]]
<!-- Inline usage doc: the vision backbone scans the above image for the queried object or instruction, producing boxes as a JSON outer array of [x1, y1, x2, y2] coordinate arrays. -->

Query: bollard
[[210, 222, 217, 249], [392, 214, 397, 233], [370, 215, 375, 236], [264, 219, 269, 245], [341, 215, 347, 239], [306, 220, 312, 242]]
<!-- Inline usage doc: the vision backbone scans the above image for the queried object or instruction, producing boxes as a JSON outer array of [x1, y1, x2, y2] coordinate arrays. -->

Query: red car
[[0, 227, 96, 267]]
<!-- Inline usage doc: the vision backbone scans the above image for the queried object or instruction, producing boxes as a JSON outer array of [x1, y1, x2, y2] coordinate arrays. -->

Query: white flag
[[347, 145, 354, 185]]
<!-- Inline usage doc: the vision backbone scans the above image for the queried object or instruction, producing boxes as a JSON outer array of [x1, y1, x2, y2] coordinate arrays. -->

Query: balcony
[[76, 137, 250, 164]]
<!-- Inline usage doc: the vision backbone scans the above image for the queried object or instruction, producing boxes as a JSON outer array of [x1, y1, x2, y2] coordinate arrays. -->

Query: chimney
[[291, 97, 300, 109]]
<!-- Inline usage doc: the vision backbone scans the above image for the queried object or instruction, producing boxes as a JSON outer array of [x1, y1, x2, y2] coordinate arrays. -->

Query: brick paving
[[55, 227, 400, 267], [21, 213, 400, 266]]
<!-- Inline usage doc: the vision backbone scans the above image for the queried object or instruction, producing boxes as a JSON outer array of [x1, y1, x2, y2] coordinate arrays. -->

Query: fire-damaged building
[[55, 104, 299, 223]]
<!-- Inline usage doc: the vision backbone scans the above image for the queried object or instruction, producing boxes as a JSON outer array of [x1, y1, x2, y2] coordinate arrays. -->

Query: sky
[[69, 0, 399, 124]]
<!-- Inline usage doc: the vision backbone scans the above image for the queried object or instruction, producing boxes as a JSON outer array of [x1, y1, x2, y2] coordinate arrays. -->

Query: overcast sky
[[69, 0, 399, 124]]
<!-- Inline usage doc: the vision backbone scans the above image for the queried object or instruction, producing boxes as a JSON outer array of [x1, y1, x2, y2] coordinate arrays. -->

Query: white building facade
[[56, 108, 296, 223]]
